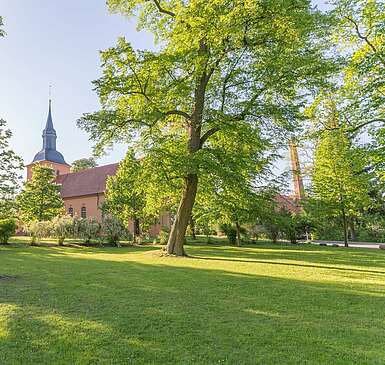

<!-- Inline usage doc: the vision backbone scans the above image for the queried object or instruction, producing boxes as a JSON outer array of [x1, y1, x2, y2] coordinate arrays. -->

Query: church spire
[[42, 99, 57, 150], [31, 98, 68, 165]]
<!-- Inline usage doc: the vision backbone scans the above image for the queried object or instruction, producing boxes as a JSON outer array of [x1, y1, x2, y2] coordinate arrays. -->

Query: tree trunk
[[166, 174, 198, 256], [133, 217, 140, 243], [235, 221, 241, 247], [348, 218, 356, 241], [341, 208, 348, 247], [189, 216, 196, 240]]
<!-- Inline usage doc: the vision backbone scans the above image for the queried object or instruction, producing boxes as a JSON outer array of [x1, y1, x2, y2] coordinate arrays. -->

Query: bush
[[27, 220, 52, 245], [74, 217, 101, 244], [0, 218, 17, 244], [159, 226, 170, 245], [51, 215, 74, 246], [220, 224, 237, 245], [102, 215, 127, 246]]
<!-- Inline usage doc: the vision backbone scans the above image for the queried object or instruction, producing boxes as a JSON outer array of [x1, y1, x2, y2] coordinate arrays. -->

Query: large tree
[[17, 165, 64, 222], [79, 0, 335, 255], [0, 119, 23, 217]]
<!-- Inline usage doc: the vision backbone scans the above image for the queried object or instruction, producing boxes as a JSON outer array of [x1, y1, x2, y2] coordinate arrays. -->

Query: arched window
[[68, 207, 74, 217], [81, 206, 87, 219]]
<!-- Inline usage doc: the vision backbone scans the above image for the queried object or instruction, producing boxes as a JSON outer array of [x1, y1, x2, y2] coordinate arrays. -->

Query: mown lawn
[[1, 240, 385, 364]]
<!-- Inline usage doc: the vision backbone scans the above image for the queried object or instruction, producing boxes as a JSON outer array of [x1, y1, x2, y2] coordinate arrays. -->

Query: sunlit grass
[[1, 240, 385, 364]]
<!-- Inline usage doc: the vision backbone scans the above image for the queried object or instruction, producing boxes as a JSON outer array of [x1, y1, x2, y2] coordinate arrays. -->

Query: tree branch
[[146, 0, 175, 17], [200, 127, 220, 147]]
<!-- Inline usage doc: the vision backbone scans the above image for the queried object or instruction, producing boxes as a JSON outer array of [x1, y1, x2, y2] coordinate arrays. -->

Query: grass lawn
[[1, 240, 385, 364]]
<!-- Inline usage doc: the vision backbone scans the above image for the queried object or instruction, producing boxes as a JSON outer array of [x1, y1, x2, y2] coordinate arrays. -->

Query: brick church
[[27, 100, 170, 236]]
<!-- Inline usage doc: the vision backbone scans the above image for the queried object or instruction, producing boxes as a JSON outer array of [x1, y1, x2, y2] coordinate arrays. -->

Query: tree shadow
[[1, 246, 385, 364]]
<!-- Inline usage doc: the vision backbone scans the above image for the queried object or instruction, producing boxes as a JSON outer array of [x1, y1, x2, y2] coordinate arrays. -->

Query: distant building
[[27, 100, 170, 236]]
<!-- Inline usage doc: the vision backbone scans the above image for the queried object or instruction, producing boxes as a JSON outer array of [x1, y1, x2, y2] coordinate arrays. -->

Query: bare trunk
[[348, 218, 356, 241], [133, 217, 140, 243], [341, 208, 348, 247], [166, 174, 198, 256], [235, 221, 241, 247]]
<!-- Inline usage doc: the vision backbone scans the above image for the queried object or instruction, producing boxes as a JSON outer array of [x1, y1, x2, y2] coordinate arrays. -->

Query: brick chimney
[[289, 140, 305, 201]]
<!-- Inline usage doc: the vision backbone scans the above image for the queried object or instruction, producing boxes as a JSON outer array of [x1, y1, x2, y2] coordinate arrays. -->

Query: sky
[[0, 0, 329, 173]]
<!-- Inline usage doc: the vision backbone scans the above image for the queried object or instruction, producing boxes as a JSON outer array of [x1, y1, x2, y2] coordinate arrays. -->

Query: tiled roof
[[274, 194, 302, 214], [56, 163, 119, 198]]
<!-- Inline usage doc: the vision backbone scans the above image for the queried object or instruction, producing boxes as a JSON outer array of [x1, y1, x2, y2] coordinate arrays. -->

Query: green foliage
[[219, 224, 237, 245], [310, 111, 371, 241], [26, 220, 52, 245], [105, 150, 154, 239], [0, 119, 23, 218], [79, 0, 336, 253], [70, 157, 98, 172], [0, 218, 16, 244], [74, 217, 101, 244], [102, 215, 127, 246], [17, 165, 64, 223], [51, 215, 74, 246]]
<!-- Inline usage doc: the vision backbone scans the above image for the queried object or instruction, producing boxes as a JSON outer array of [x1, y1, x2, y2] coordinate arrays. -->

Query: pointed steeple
[[31, 99, 68, 165], [42, 99, 57, 150]]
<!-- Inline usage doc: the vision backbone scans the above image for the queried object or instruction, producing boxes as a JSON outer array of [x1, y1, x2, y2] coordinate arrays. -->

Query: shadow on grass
[[1, 245, 385, 364]]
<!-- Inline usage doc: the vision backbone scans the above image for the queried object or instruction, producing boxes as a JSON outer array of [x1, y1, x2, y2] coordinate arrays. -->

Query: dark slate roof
[[32, 149, 68, 165], [32, 100, 68, 165], [56, 163, 119, 198]]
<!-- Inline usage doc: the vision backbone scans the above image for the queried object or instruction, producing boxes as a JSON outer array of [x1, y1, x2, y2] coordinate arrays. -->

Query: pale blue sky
[[0, 0, 328, 171]]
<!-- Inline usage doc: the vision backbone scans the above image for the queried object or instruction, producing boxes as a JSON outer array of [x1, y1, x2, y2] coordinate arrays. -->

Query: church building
[[27, 100, 170, 236]]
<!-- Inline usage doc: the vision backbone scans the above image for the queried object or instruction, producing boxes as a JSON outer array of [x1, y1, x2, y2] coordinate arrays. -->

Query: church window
[[81, 206, 87, 218], [68, 207, 73, 217]]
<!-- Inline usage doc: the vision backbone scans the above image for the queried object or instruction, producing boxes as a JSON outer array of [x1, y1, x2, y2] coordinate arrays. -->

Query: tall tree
[[17, 165, 64, 222], [79, 0, 336, 255], [0, 119, 23, 217], [70, 157, 98, 172], [311, 112, 371, 246]]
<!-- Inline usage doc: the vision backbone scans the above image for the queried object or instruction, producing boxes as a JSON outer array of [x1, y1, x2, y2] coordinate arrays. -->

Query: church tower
[[27, 100, 70, 180]]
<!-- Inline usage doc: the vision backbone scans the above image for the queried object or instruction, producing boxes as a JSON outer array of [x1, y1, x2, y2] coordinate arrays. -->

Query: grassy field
[[1, 240, 385, 364]]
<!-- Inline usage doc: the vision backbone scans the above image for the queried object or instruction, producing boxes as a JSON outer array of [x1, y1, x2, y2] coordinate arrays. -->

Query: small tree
[[75, 217, 101, 244], [51, 215, 74, 246], [0, 218, 17, 244], [105, 150, 149, 243], [26, 220, 52, 245], [17, 165, 64, 223], [102, 215, 127, 247], [70, 158, 98, 172]]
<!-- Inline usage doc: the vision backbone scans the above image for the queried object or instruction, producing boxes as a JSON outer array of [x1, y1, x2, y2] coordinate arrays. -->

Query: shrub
[[0, 218, 17, 244], [220, 224, 237, 245], [159, 226, 170, 245], [27, 220, 52, 245], [51, 215, 74, 246], [102, 215, 127, 246], [75, 217, 101, 244]]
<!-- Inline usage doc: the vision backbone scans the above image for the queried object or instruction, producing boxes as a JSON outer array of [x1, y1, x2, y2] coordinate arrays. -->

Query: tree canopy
[[79, 0, 336, 255], [17, 165, 64, 223]]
